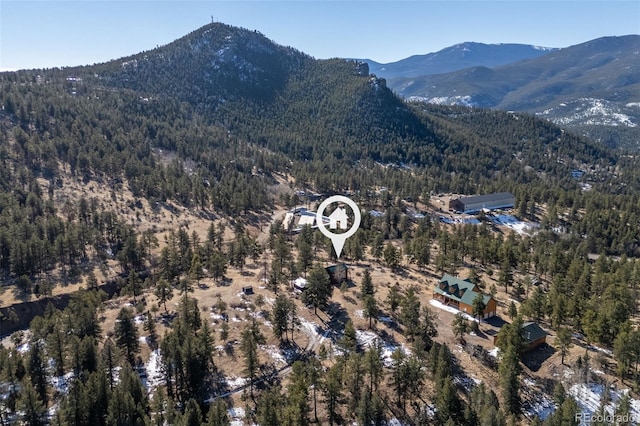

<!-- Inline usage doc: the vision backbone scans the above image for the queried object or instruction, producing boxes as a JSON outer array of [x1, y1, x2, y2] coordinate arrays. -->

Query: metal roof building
[[448, 192, 515, 214]]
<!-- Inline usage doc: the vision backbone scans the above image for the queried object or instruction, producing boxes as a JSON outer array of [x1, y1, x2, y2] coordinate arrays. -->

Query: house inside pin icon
[[328, 207, 349, 230]]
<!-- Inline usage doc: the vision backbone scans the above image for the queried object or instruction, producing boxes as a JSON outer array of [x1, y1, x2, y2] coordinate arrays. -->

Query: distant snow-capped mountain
[[359, 42, 557, 79], [375, 36, 640, 149]]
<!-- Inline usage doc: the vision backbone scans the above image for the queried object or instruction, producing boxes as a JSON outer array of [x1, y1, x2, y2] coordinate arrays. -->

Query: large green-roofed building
[[432, 274, 497, 318]]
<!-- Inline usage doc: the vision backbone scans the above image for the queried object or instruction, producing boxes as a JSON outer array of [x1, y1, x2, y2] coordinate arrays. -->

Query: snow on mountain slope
[[538, 98, 637, 128]]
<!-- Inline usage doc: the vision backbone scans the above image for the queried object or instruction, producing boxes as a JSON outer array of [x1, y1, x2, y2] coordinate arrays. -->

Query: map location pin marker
[[316, 195, 361, 259]]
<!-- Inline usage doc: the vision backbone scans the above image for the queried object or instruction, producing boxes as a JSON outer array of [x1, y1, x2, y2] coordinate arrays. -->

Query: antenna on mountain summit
[[211, 15, 214, 23]]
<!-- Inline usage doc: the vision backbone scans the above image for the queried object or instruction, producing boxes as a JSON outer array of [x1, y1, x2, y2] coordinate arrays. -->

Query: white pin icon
[[316, 195, 361, 259]]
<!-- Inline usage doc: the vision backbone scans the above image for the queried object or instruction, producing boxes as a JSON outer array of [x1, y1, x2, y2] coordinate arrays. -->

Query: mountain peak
[[364, 42, 558, 79], [89, 22, 312, 103]]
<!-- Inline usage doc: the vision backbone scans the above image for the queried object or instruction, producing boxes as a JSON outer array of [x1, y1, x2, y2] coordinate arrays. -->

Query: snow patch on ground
[[523, 393, 556, 421], [453, 375, 480, 393], [421, 95, 477, 107], [355, 329, 411, 367], [489, 214, 538, 235], [540, 98, 637, 128], [387, 418, 408, 426], [228, 407, 246, 426], [428, 299, 478, 323], [298, 317, 321, 337], [569, 382, 640, 425], [143, 350, 163, 395], [16, 342, 30, 354], [211, 313, 226, 321], [438, 216, 482, 225], [379, 316, 394, 324], [50, 372, 74, 394], [225, 377, 249, 389], [522, 376, 556, 421], [586, 345, 613, 356], [260, 345, 287, 366]]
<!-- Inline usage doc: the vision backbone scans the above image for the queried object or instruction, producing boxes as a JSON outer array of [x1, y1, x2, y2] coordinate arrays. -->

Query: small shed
[[242, 286, 254, 296]]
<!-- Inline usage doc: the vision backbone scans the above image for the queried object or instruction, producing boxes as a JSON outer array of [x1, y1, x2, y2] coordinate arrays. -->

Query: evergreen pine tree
[[102, 337, 119, 390], [322, 363, 343, 426], [27, 340, 48, 405], [207, 398, 230, 426], [363, 295, 379, 329], [452, 313, 469, 343], [435, 377, 461, 424], [472, 293, 487, 323], [154, 278, 174, 313], [180, 398, 203, 426], [499, 345, 521, 415], [400, 286, 421, 341], [257, 385, 284, 426], [556, 327, 573, 365], [283, 361, 310, 426], [271, 294, 292, 342], [240, 319, 265, 396], [302, 263, 332, 315], [144, 311, 158, 349], [386, 283, 401, 317], [360, 269, 374, 299], [17, 380, 47, 426], [114, 307, 140, 365]]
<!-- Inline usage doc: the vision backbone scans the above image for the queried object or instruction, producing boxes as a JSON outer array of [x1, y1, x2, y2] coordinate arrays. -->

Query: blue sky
[[1, 0, 639, 71]]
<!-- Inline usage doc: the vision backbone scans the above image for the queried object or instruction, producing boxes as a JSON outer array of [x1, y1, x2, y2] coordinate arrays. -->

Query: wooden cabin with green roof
[[492, 321, 547, 352], [521, 321, 547, 351], [433, 274, 497, 318]]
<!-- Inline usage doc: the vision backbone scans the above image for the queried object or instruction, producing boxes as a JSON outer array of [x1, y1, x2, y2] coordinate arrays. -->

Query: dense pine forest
[[0, 22, 639, 425]]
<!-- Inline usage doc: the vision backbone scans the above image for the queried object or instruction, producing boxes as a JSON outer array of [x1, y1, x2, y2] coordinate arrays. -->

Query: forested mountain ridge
[[360, 41, 557, 79], [388, 35, 640, 149], [23, 23, 613, 183]]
